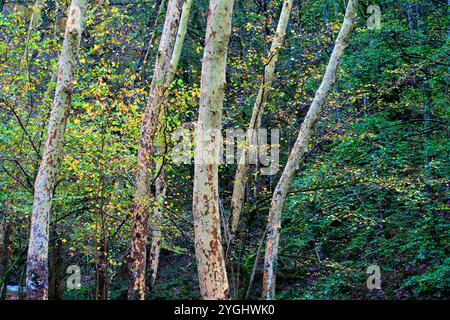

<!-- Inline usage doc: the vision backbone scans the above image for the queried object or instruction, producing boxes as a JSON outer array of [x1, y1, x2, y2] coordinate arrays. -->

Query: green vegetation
[[0, 0, 448, 300]]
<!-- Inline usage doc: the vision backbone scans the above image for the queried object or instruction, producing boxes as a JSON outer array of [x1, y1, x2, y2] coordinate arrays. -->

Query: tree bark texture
[[262, 0, 359, 300], [229, 0, 294, 240], [128, 0, 183, 300], [192, 0, 235, 300], [26, 0, 86, 300]]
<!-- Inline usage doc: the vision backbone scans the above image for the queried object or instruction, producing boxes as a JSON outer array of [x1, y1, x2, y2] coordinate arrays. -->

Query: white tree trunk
[[147, 169, 166, 288], [128, 0, 183, 300], [145, 0, 193, 289], [26, 0, 86, 300], [262, 0, 359, 299], [192, 0, 234, 300], [229, 0, 294, 240], [168, 0, 192, 81]]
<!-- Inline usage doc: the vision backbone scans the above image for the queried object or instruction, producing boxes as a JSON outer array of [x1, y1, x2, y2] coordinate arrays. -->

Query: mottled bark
[[192, 0, 234, 300], [146, 169, 166, 289], [167, 0, 192, 80], [128, 0, 182, 300], [229, 0, 293, 240], [26, 0, 86, 300], [262, 0, 359, 299], [144, 0, 193, 291]]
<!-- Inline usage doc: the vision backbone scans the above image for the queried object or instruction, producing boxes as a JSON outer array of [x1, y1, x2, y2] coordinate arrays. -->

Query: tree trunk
[[0, 219, 4, 299], [192, 0, 234, 300], [144, 0, 193, 293], [138, 0, 167, 72], [261, 0, 359, 300], [94, 205, 109, 300], [95, 243, 109, 300], [128, 0, 182, 300], [229, 0, 293, 240], [0, 199, 13, 300], [168, 0, 192, 79], [25, 0, 86, 300], [48, 233, 64, 300], [406, 3, 415, 36], [146, 169, 166, 289]]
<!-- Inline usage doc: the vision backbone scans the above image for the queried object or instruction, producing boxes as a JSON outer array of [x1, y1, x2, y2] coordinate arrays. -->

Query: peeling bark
[[229, 0, 293, 240], [261, 0, 359, 300], [25, 0, 86, 300], [147, 169, 166, 289], [193, 0, 234, 300], [128, 0, 183, 300], [144, 0, 193, 292], [167, 0, 192, 80]]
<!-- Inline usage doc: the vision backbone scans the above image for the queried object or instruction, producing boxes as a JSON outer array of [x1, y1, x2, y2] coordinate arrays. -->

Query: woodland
[[0, 0, 449, 300]]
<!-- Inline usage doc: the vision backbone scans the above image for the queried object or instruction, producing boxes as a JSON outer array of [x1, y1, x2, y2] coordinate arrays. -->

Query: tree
[[261, 0, 359, 299], [0, 195, 13, 300], [25, 0, 87, 300], [128, 0, 183, 300], [146, 0, 193, 290], [146, 168, 166, 289], [229, 0, 294, 241], [0, 0, 447, 302], [192, 0, 235, 300]]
